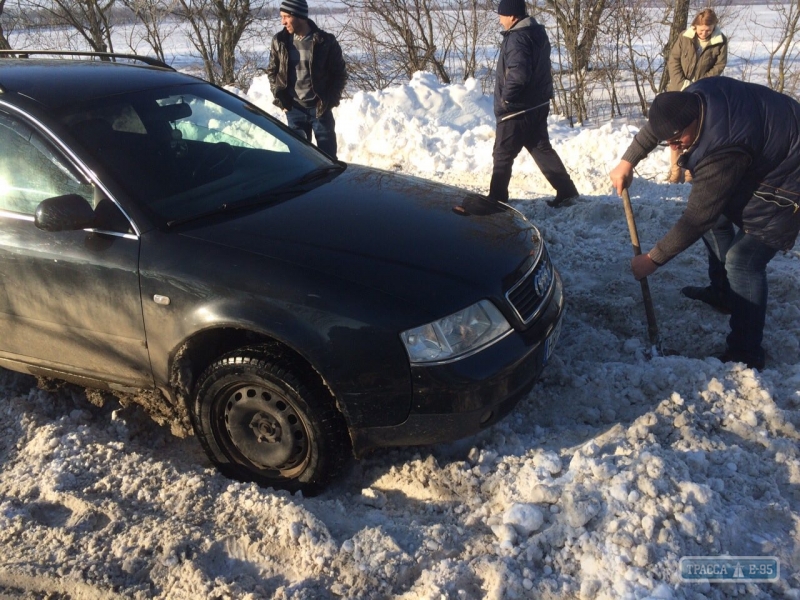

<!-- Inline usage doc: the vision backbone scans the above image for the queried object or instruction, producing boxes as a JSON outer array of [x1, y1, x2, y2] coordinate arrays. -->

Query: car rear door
[[0, 107, 152, 387]]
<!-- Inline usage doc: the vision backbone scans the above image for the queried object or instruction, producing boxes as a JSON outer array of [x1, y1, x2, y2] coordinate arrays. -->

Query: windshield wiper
[[292, 163, 346, 185], [165, 187, 306, 228], [165, 164, 346, 229]]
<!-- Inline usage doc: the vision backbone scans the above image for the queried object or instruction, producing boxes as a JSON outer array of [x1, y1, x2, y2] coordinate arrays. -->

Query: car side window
[[0, 112, 94, 215]]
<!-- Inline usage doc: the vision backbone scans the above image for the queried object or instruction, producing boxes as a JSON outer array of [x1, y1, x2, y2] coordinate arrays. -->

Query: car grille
[[505, 247, 554, 325]]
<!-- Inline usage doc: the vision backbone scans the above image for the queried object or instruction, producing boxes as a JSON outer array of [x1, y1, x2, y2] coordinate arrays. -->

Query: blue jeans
[[702, 215, 778, 362], [285, 105, 338, 159]]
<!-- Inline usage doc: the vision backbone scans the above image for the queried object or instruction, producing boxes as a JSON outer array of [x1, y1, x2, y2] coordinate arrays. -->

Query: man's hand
[[631, 253, 658, 281], [609, 160, 634, 196]]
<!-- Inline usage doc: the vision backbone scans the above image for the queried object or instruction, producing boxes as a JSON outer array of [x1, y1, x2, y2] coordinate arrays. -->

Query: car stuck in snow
[[0, 51, 564, 493]]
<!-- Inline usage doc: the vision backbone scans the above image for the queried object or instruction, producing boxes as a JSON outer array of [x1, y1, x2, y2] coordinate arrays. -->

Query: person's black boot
[[680, 285, 731, 314], [715, 348, 766, 371], [546, 193, 579, 208]]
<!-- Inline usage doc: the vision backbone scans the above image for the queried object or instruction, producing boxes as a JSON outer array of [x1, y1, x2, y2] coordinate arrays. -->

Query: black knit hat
[[648, 92, 701, 141], [280, 0, 308, 19], [498, 0, 527, 17]]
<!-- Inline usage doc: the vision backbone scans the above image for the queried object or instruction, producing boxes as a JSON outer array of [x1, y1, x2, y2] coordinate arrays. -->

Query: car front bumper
[[350, 272, 564, 456]]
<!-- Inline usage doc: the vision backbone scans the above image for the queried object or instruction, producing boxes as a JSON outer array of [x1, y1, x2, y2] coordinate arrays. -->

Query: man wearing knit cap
[[266, 0, 347, 159], [610, 77, 800, 370], [489, 0, 579, 208]]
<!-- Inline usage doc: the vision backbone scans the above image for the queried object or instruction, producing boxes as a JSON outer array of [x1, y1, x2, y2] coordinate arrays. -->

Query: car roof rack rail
[[0, 49, 174, 71]]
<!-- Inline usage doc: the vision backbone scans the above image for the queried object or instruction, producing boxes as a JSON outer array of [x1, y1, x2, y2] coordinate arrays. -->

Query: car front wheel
[[192, 348, 351, 494]]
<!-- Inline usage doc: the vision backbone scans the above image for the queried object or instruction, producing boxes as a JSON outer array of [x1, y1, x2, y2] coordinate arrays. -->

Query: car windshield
[[57, 82, 339, 225]]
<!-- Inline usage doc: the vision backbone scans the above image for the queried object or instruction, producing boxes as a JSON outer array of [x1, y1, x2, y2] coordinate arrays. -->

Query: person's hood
[[683, 26, 725, 46], [502, 16, 538, 36]]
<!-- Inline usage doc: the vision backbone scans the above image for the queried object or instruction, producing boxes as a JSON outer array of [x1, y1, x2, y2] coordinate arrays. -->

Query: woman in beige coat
[[665, 8, 728, 183]]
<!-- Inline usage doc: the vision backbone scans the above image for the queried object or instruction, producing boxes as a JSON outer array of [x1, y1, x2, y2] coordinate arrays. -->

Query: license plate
[[544, 313, 563, 364]]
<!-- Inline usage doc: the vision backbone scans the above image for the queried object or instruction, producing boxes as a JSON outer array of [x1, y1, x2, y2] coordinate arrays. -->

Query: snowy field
[[1, 6, 800, 599], [0, 70, 798, 599]]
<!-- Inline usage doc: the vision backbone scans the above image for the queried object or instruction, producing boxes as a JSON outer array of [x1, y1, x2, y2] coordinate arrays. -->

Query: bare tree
[[764, 0, 800, 96], [331, 9, 407, 91], [592, 0, 738, 119], [0, 0, 14, 50], [453, 0, 480, 79], [339, 0, 451, 84], [120, 0, 178, 62], [542, 0, 608, 123], [26, 0, 117, 53], [594, 0, 665, 118], [656, 0, 689, 92], [591, 0, 627, 119], [544, 0, 606, 73], [174, 0, 259, 85], [338, 0, 497, 89]]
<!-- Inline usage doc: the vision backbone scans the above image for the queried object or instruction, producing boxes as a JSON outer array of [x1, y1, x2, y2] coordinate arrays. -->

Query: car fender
[[139, 231, 415, 429]]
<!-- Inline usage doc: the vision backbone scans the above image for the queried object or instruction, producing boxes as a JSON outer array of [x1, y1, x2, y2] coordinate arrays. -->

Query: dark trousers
[[702, 215, 778, 362], [286, 105, 338, 160], [489, 106, 577, 202]]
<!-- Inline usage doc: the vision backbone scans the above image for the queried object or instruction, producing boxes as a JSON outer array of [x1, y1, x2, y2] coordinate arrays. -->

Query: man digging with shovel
[[610, 77, 800, 370]]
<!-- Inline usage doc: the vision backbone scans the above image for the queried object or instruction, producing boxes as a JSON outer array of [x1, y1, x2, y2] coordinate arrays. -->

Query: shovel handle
[[621, 189, 660, 347]]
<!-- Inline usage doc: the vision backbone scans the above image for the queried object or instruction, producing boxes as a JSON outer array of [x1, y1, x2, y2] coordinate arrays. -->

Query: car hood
[[178, 165, 540, 313]]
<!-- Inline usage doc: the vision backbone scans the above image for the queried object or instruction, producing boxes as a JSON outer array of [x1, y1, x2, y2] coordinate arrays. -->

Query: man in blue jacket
[[490, 0, 579, 207], [610, 77, 800, 370]]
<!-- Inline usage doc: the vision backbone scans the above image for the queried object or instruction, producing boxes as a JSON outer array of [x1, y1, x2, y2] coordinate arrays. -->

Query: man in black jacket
[[266, 0, 347, 159], [490, 0, 579, 207], [610, 78, 800, 370]]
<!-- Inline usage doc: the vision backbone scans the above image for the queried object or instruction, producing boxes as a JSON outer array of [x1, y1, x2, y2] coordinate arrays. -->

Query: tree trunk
[[658, 0, 690, 92], [0, 0, 10, 50]]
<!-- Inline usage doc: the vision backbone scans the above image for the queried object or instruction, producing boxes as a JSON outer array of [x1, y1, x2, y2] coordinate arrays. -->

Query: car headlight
[[400, 299, 512, 364]]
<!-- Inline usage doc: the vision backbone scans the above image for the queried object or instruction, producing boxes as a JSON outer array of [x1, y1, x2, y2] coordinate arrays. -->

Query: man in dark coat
[[266, 0, 347, 159], [489, 0, 579, 207], [610, 77, 800, 370]]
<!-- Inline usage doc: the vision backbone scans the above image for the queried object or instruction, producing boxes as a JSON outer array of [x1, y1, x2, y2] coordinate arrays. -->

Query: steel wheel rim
[[216, 380, 310, 477]]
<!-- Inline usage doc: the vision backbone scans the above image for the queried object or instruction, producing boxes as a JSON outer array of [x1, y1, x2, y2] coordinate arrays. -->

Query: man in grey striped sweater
[[267, 0, 347, 159]]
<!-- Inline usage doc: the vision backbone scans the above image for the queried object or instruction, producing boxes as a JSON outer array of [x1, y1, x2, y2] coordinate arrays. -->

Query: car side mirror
[[35, 194, 96, 232]]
